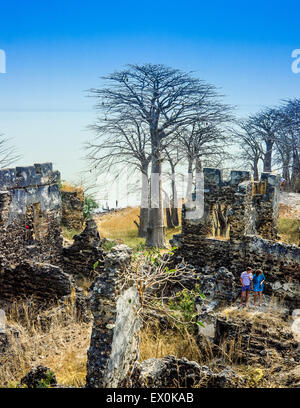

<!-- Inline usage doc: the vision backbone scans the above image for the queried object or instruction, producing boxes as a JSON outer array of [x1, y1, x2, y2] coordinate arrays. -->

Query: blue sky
[[0, 0, 300, 182]]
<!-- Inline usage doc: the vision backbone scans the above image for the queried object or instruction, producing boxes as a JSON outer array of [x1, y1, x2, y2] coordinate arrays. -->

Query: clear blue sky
[[0, 0, 299, 182]]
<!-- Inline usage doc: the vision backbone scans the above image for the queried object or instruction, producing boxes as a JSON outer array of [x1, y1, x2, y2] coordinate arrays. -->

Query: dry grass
[[95, 207, 142, 248], [0, 299, 92, 388], [278, 217, 300, 245], [94, 206, 181, 249], [220, 296, 287, 328], [139, 324, 202, 363], [60, 182, 84, 196]]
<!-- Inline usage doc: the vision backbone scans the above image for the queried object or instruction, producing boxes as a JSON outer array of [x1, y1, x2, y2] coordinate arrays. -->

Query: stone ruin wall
[[61, 190, 84, 231], [62, 219, 105, 277], [0, 163, 63, 268], [174, 168, 300, 307], [86, 245, 140, 388], [0, 163, 72, 304], [0, 162, 106, 307]]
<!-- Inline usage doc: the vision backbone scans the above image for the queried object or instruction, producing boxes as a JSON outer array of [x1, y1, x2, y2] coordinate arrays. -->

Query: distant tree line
[[232, 100, 300, 190]]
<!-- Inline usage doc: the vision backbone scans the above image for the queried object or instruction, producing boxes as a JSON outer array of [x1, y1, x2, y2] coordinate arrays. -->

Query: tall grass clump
[[0, 297, 92, 388]]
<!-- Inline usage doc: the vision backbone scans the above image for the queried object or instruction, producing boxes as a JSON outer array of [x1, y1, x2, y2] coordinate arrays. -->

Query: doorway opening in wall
[[209, 202, 230, 240], [25, 203, 47, 244]]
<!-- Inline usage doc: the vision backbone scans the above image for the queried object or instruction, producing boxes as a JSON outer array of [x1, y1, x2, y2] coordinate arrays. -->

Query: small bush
[[83, 196, 99, 219]]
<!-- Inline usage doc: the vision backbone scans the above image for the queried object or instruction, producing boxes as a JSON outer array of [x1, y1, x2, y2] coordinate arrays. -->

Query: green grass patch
[[61, 226, 83, 241]]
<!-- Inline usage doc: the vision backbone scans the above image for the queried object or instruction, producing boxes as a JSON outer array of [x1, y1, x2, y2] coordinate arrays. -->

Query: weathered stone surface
[[86, 245, 141, 388], [61, 190, 84, 230], [195, 267, 239, 341], [0, 332, 9, 353], [131, 355, 244, 388], [172, 167, 300, 309], [0, 163, 63, 269], [0, 309, 5, 333], [63, 219, 105, 277], [214, 314, 299, 365], [20, 365, 57, 388], [0, 261, 72, 304], [291, 309, 300, 343]]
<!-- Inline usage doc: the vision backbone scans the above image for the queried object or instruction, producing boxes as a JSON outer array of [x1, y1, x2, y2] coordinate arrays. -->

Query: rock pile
[[131, 355, 244, 388], [63, 219, 105, 278], [61, 189, 84, 230]]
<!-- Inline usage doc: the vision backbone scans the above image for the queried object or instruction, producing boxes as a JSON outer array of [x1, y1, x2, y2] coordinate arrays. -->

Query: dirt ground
[[279, 192, 300, 219]]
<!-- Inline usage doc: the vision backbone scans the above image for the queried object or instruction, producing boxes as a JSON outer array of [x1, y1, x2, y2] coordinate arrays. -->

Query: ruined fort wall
[[174, 167, 300, 307], [86, 245, 140, 388], [61, 190, 84, 230], [0, 163, 63, 268]]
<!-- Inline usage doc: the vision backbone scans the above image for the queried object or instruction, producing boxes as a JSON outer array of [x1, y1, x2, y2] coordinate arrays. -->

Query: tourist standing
[[253, 269, 265, 307], [239, 267, 253, 307]]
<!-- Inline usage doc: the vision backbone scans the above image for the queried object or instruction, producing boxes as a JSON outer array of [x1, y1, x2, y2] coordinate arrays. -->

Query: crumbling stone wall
[[0, 163, 62, 268], [0, 163, 79, 306], [182, 168, 280, 242], [0, 261, 72, 305], [214, 315, 299, 365], [86, 245, 141, 388], [173, 168, 300, 307], [63, 219, 105, 277], [61, 190, 84, 230], [131, 355, 244, 388]]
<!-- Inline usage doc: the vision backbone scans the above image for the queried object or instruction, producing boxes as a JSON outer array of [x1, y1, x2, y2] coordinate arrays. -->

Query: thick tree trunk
[[185, 157, 194, 200], [291, 148, 300, 190], [163, 190, 174, 228], [138, 165, 149, 237], [195, 157, 202, 174], [263, 140, 274, 172], [170, 172, 179, 227], [253, 158, 259, 181], [146, 145, 167, 248], [166, 207, 174, 228]]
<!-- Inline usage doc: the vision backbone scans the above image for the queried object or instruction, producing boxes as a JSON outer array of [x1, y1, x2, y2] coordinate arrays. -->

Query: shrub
[[83, 196, 99, 219]]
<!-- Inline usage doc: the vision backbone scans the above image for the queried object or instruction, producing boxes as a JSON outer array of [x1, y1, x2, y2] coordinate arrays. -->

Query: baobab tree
[[247, 108, 281, 173], [89, 63, 231, 247], [279, 99, 300, 189], [178, 121, 231, 197], [85, 116, 152, 236], [163, 144, 183, 228], [230, 120, 264, 180]]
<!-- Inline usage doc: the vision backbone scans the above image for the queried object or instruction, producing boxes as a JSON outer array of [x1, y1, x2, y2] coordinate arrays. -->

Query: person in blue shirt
[[253, 269, 265, 306]]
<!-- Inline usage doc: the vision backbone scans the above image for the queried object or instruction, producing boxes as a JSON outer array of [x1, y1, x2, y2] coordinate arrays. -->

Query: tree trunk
[[138, 165, 149, 237], [166, 207, 174, 228], [185, 157, 194, 200], [170, 171, 179, 227], [291, 148, 300, 191], [195, 157, 202, 174], [253, 158, 259, 181], [263, 140, 274, 172], [146, 144, 167, 248], [163, 190, 174, 228]]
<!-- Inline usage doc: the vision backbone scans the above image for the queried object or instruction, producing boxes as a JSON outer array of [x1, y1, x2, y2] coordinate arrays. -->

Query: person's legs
[[245, 290, 250, 306], [254, 292, 257, 305], [240, 290, 245, 306], [259, 291, 263, 306]]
